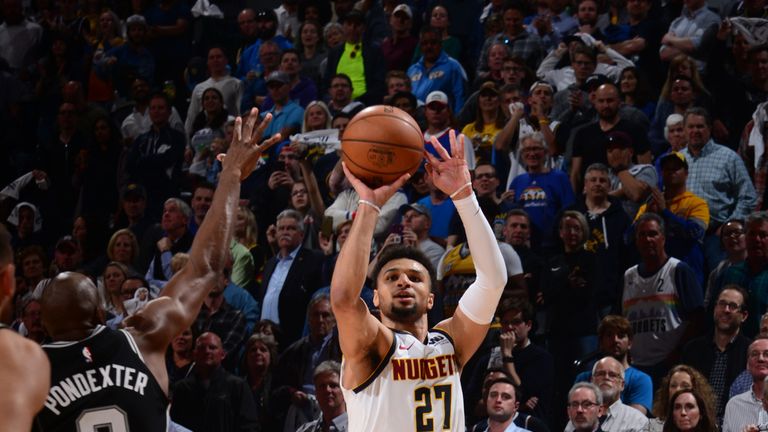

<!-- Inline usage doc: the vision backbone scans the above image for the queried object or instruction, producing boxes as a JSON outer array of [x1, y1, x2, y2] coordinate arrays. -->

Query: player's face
[[599, 329, 631, 359], [315, 372, 344, 411], [487, 382, 518, 421], [374, 258, 434, 322]]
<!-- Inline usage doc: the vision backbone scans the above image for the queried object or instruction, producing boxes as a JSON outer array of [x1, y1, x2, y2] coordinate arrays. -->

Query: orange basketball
[[341, 105, 424, 188]]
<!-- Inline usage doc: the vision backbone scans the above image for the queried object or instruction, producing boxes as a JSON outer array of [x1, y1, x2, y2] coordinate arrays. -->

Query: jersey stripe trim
[[119, 329, 146, 363], [431, 327, 455, 346], [42, 325, 106, 348], [352, 336, 397, 394]]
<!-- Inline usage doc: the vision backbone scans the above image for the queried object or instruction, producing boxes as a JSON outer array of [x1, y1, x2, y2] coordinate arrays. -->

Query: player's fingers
[[431, 136, 451, 161], [258, 132, 282, 154], [423, 150, 439, 167], [389, 171, 412, 191], [449, 129, 458, 157], [341, 161, 364, 187], [455, 133, 466, 161], [233, 116, 243, 145], [251, 112, 273, 146], [242, 108, 259, 141]]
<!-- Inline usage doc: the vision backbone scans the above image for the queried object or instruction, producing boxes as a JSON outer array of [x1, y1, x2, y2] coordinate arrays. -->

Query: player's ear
[[426, 292, 434, 310], [372, 289, 380, 308]]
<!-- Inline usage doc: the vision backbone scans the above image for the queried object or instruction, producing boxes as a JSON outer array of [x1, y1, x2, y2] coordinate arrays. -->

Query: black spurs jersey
[[34, 325, 169, 432]]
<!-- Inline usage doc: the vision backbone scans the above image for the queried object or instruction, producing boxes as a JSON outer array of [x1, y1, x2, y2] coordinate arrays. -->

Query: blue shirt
[[224, 282, 260, 335], [417, 195, 456, 239], [263, 100, 304, 137], [407, 51, 467, 111], [236, 36, 293, 79], [262, 245, 300, 323], [509, 170, 575, 249]]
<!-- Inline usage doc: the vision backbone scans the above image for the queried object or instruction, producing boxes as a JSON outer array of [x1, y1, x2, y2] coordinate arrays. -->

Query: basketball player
[[332, 131, 507, 431], [0, 225, 50, 432], [33, 109, 280, 431]]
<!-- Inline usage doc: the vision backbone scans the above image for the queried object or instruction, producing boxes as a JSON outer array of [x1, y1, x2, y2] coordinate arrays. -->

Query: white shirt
[[184, 75, 243, 137], [120, 105, 185, 140], [0, 19, 42, 70]]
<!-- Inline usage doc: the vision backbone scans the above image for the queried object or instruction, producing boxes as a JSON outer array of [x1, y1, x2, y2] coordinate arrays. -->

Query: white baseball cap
[[425, 91, 448, 105], [393, 4, 412, 18]]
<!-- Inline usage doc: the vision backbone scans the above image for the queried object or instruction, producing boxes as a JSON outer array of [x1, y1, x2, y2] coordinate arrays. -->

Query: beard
[[390, 303, 421, 321], [600, 386, 620, 404]]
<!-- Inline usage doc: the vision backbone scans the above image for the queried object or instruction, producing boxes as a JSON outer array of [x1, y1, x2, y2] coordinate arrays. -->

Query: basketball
[[341, 105, 424, 188]]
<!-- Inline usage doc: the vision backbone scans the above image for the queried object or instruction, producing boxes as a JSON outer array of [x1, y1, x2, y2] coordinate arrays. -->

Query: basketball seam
[[342, 150, 422, 176], [351, 112, 423, 138], [340, 138, 426, 151]]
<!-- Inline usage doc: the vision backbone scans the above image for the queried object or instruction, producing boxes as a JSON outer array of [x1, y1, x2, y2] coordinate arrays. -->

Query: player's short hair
[[314, 360, 341, 379], [371, 245, 436, 292], [0, 224, 12, 265]]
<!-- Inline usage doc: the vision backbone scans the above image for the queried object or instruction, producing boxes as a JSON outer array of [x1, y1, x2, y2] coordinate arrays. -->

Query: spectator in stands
[[188, 89, 232, 174], [237, 8, 293, 81], [296, 361, 347, 432], [0, 0, 43, 73], [296, 20, 326, 89], [99, 261, 129, 318], [666, 389, 718, 432], [608, 0, 664, 89], [720, 212, 768, 337], [480, 1, 544, 72], [722, 337, 768, 431], [171, 332, 259, 431], [575, 315, 653, 414], [241, 40, 283, 112], [100, 15, 155, 99], [262, 71, 304, 139], [15, 246, 47, 298], [650, 365, 718, 431], [381, 4, 417, 73], [260, 209, 324, 346], [413, 5, 462, 61], [323, 9, 385, 106], [235, 9, 259, 66], [635, 151, 708, 283], [141, 198, 193, 289], [622, 213, 704, 383], [659, 0, 720, 71], [302, 100, 332, 132], [166, 327, 194, 388], [193, 268, 248, 366], [120, 77, 184, 143], [566, 382, 603, 432], [462, 82, 507, 162], [566, 357, 649, 431], [408, 27, 467, 111], [114, 183, 153, 242], [17, 297, 45, 344], [537, 40, 634, 92], [185, 47, 242, 137], [502, 210, 545, 302], [706, 219, 747, 305], [679, 107, 756, 273], [6, 202, 44, 251], [275, 294, 337, 410], [84, 10, 123, 108], [472, 163, 504, 206], [682, 285, 751, 419], [650, 76, 702, 156], [618, 66, 656, 119], [325, 73, 363, 117], [242, 333, 280, 430], [571, 82, 652, 192], [509, 132, 575, 250], [125, 93, 186, 219], [605, 129, 657, 218], [479, 377, 531, 432], [261, 49, 317, 110]]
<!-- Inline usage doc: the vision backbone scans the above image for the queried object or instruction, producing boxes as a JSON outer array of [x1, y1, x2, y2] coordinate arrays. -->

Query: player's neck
[[384, 316, 429, 341]]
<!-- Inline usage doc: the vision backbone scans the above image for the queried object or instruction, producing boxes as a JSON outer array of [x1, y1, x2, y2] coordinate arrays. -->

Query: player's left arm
[[425, 132, 507, 367], [126, 109, 280, 355], [0, 332, 50, 432]]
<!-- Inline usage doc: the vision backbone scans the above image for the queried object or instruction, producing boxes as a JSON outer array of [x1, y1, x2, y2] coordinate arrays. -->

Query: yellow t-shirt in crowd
[[336, 42, 367, 100]]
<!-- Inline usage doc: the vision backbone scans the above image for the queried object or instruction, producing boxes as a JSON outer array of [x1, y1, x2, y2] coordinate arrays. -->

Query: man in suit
[[260, 209, 324, 346]]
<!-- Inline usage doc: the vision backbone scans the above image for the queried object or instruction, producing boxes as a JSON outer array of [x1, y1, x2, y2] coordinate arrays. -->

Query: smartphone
[[274, 160, 286, 172], [391, 224, 404, 244], [321, 216, 334, 238]]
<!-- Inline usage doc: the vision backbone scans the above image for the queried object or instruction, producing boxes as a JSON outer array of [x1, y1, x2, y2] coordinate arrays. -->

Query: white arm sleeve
[[454, 193, 508, 324]]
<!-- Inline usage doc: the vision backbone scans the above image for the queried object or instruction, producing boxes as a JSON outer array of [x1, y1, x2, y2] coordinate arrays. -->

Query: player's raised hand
[[341, 162, 410, 209], [218, 108, 283, 180], [424, 130, 472, 199]]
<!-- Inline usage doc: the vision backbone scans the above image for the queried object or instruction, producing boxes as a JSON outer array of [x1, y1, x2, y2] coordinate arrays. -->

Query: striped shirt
[[722, 388, 768, 432]]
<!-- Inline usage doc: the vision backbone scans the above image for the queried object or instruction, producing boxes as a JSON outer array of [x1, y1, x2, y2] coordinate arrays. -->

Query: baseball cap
[[399, 203, 432, 219], [479, 81, 499, 95], [582, 74, 611, 92], [605, 130, 633, 149], [425, 91, 448, 106], [121, 183, 146, 200], [55, 236, 79, 253], [393, 4, 413, 18], [529, 80, 554, 94], [266, 71, 290, 85], [126, 14, 147, 28], [660, 151, 688, 169]]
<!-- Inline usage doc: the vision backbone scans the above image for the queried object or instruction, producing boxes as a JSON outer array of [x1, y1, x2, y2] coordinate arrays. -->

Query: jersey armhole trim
[[431, 327, 455, 346], [119, 329, 146, 363], [352, 336, 397, 394]]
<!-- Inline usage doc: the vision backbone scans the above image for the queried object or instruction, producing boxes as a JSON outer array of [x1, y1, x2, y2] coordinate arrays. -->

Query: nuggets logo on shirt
[[519, 185, 548, 207]]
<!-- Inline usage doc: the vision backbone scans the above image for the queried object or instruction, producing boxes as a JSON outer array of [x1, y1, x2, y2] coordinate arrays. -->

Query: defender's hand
[[218, 108, 282, 180]]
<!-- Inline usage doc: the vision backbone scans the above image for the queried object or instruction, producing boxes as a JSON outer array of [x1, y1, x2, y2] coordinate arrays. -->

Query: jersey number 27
[[414, 384, 452, 431]]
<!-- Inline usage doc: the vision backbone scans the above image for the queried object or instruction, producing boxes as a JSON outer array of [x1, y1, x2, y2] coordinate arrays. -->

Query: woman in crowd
[[166, 327, 194, 388], [242, 333, 280, 430], [15, 246, 47, 299], [86, 10, 123, 107], [106, 228, 140, 270], [619, 66, 656, 119], [188, 88, 233, 177], [297, 21, 327, 87], [235, 205, 269, 280], [461, 82, 507, 163], [650, 365, 717, 432], [6, 202, 44, 250], [412, 4, 462, 61], [323, 22, 343, 51], [662, 389, 717, 432], [302, 100, 332, 133], [100, 261, 130, 318]]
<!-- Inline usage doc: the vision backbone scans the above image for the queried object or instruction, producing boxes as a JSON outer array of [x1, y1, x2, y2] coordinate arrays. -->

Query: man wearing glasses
[[566, 358, 648, 432], [683, 286, 751, 420], [566, 382, 604, 432], [723, 338, 768, 432]]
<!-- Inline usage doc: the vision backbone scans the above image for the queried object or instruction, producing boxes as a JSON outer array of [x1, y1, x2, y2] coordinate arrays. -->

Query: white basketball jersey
[[341, 329, 465, 432]]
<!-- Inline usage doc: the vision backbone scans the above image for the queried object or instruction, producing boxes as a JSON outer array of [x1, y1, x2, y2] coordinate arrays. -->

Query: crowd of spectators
[[6, 0, 768, 430]]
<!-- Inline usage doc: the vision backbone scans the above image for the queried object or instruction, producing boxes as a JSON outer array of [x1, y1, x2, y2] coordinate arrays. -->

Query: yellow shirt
[[460, 122, 503, 149], [635, 190, 710, 227], [336, 42, 367, 100]]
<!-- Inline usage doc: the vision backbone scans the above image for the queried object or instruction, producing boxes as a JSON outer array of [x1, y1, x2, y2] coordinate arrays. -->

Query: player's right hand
[[218, 108, 283, 180], [341, 162, 410, 210]]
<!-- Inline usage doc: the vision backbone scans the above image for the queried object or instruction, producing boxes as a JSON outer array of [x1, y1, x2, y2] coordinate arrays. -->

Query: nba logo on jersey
[[82, 347, 93, 363]]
